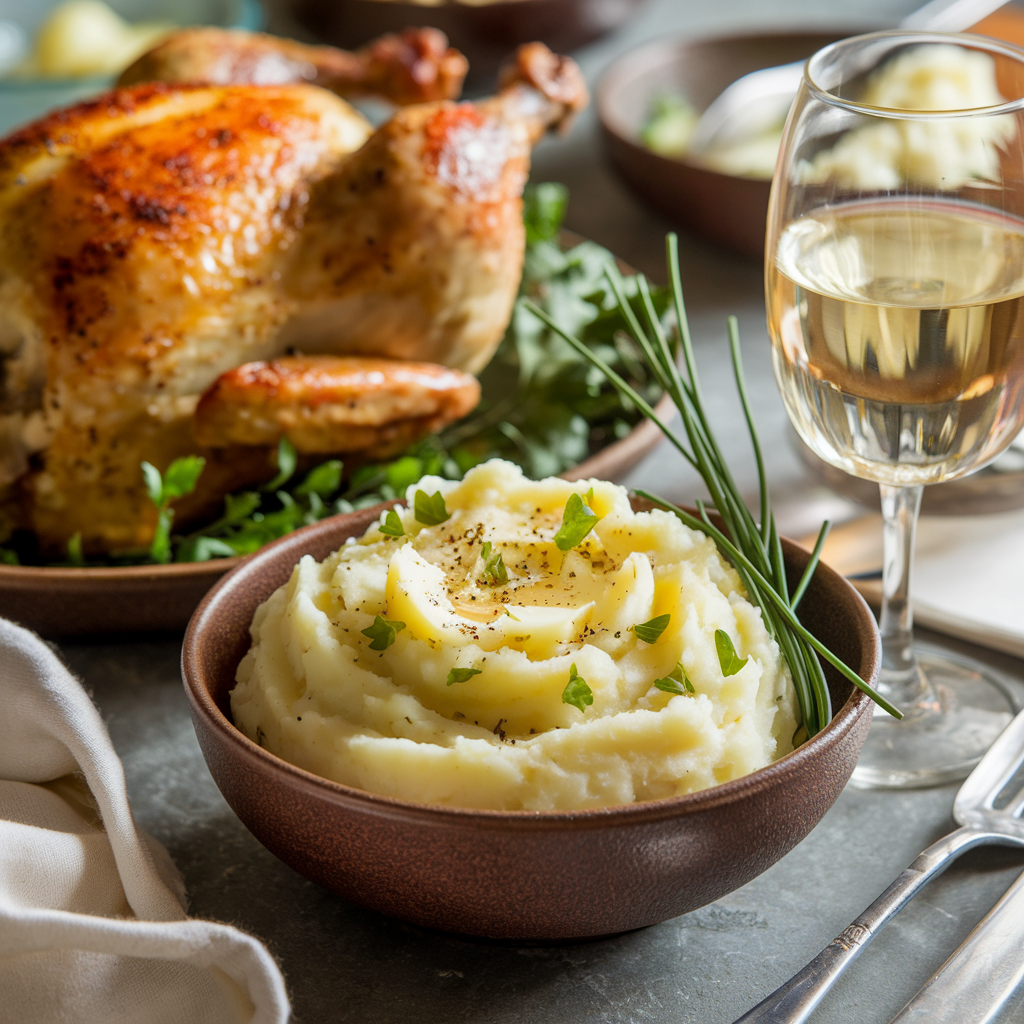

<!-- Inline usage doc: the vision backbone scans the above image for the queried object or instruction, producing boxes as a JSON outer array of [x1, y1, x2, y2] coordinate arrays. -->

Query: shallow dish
[[181, 499, 879, 941], [0, 394, 672, 637], [597, 31, 856, 259]]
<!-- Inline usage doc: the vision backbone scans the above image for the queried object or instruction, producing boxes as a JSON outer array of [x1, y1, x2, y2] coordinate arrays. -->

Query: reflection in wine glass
[[766, 31, 1024, 788]]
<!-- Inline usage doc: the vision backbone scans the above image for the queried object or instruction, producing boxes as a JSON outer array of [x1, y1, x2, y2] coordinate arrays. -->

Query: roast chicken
[[0, 32, 588, 556]]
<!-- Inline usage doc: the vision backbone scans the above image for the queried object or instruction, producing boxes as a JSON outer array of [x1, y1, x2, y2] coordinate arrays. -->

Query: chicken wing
[[194, 356, 480, 458], [118, 26, 468, 106]]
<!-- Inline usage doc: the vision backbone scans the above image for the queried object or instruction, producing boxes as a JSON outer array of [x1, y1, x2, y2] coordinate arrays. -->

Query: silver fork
[[732, 705, 1024, 1024]]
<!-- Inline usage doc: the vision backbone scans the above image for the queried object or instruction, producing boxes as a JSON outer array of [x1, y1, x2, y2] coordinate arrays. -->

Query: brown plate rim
[[181, 507, 877, 827]]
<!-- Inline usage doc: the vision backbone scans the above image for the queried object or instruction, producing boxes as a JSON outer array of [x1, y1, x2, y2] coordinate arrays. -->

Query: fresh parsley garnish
[[414, 489, 450, 526], [553, 492, 601, 552], [67, 532, 85, 567], [446, 667, 482, 686], [263, 437, 297, 492], [561, 663, 594, 713], [632, 614, 670, 644], [361, 615, 406, 651], [654, 663, 695, 696], [523, 181, 568, 246], [294, 459, 343, 498], [479, 541, 508, 584], [714, 630, 748, 676], [379, 509, 405, 537], [142, 455, 206, 564]]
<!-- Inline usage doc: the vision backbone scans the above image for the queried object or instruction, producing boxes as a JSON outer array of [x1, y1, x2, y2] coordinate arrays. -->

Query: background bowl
[[597, 30, 856, 259], [181, 499, 879, 941], [287, 0, 646, 84], [0, 0, 262, 137]]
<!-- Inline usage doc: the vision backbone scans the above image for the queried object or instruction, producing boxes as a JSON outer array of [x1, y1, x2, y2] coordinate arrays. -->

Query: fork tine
[[954, 711, 1024, 816]]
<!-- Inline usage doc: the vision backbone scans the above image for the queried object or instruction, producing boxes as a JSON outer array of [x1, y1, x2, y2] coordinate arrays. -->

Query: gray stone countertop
[[56, 0, 1024, 1020]]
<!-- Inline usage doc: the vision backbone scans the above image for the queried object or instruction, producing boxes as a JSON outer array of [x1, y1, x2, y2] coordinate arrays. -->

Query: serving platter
[[0, 391, 673, 638]]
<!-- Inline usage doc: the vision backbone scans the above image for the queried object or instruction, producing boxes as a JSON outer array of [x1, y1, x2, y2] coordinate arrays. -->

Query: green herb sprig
[[654, 663, 695, 696], [447, 667, 482, 686], [479, 542, 508, 584], [523, 235, 898, 734], [361, 615, 406, 651], [414, 490, 450, 526], [715, 629, 748, 677], [379, 510, 406, 537], [142, 456, 206, 564], [562, 663, 594, 713], [553, 492, 601, 551], [633, 614, 671, 644]]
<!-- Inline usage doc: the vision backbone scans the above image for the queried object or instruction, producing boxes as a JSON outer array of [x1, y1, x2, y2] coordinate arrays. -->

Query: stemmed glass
[[765, 31, 1024, 787]]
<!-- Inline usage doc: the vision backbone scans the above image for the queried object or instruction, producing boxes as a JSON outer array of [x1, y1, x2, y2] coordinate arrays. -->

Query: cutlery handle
[[889, 866, 1024, 1024], [732, 827, 994, 1024]]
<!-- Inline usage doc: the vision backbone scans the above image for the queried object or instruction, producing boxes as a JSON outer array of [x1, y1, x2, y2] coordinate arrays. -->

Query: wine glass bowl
[[765, 31, 1024, 788]]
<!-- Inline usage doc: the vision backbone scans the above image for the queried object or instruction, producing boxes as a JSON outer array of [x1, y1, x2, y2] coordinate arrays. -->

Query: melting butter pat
[[231, 460, 799, 810]]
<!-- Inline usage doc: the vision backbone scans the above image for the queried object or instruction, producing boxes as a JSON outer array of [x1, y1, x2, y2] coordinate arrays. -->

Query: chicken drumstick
[[118, 26, 469, 106]]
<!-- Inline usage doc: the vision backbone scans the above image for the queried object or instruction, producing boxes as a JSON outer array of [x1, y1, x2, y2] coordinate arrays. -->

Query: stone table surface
[[56, 0, 1024, 1021]]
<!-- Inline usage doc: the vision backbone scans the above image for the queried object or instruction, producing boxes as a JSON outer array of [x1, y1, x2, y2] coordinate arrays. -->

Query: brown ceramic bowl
[[289, 0, 647, 84], [598, 30, 860, 259], [181, 499, 879, 941]]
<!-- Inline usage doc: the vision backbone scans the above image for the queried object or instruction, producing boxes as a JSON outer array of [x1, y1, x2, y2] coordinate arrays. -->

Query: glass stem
[[877, 483, 929, 706]]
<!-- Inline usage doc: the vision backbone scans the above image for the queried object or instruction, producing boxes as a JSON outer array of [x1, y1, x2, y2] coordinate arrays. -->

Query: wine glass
[[765, 31, 1024, 788]]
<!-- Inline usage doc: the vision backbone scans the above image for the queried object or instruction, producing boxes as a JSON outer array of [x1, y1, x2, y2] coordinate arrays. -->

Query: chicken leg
[[118, 26, 468, 106], [279, 42, 588, 372]]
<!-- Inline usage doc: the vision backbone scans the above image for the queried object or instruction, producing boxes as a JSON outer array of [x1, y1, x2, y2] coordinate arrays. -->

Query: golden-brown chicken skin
[[0, 43, 587, 556]]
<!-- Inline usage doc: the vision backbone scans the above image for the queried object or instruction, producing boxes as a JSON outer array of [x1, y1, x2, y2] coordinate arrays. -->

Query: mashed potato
[[231, 460, 799, 810], [799, 45, 1014, 191]]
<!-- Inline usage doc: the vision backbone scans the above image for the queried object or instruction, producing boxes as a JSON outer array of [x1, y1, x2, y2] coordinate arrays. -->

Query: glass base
[[850, 648, 1018, 790]]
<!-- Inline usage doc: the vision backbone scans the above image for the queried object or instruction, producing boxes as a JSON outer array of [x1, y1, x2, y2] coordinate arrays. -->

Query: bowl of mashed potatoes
[[182, 461, 879, 940]]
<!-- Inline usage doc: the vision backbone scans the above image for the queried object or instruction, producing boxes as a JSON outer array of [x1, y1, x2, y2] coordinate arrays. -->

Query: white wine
[[768, 199, 1024, 486]]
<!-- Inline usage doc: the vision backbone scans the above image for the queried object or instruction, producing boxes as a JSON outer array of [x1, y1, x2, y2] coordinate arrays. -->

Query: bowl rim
[[181, 500, 878, 828], [595, 27, 870, 180]]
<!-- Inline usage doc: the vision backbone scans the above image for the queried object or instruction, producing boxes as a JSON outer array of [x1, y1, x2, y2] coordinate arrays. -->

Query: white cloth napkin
[[816, 506, 1024, 659], [0, 619, 291, 1024], [910, 507, 1024, 658]]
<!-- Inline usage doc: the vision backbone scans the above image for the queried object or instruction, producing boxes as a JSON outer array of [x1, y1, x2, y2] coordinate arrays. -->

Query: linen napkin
[[813, 505, 1024, 659], [0, 618, 291, 1024]]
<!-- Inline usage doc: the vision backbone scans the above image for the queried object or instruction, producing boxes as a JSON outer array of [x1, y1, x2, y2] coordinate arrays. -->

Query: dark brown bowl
[[289, 0, 647, 83], [181, 498, 879, 941], [597, 31, 860, 259]]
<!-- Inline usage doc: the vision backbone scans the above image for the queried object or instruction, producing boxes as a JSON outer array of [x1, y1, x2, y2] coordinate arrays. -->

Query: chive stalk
[[522, 234, 897, 734]]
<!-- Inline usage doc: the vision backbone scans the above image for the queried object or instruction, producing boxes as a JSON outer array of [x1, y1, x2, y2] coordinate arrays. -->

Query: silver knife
[[890, 868, 1024, 1023]]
